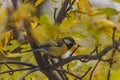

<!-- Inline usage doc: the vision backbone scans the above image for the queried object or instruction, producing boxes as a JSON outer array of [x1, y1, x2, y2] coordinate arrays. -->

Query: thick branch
[[23, 20, 62, 80], [55, 0, 69, 23], [51, 41, 120, 70], [23, 20, 47, 67]]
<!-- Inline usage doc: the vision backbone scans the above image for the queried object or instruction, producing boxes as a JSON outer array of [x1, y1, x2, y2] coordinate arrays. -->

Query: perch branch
[[51, 41, 120, 70]]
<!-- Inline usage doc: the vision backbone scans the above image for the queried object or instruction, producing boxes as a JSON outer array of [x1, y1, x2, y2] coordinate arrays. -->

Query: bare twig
[[89, 59, 101, 80], [4, 63, 14, 75], [65, 0, 76, 14], [81, 67, 92, 78], [0, 60, 37, 67], [57, 67, 92, 80], [90, 46, 98, 55], [107, 49, 116, 80], [55, 0, 69, 23], [20, 67, 41, 80], [107, 27, 117, 80], [54, 7, 57, 20], [112, 27, 116, 44], [0, 67, 35, 74], [80, 46, 99, 62], [57, 69, 82, 80]]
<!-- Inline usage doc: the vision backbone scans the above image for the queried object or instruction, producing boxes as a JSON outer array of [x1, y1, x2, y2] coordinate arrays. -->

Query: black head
[[62, 37, 76, 49]]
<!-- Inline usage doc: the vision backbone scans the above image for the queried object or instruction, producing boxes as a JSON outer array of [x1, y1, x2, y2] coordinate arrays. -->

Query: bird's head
[[62, 37, 76, 49]]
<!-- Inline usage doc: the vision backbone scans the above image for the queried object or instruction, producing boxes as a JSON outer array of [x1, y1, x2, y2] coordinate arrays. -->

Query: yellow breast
[[47, 44, 68, 57]]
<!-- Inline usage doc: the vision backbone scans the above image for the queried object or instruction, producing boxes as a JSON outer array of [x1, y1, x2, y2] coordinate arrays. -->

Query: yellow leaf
[[31, 21, 39, 29], [35, 0, 44, 7], [0, 9, 8, 35], [13, 3, 36, 20], [0, 40, 5, 50], [33, 25, 59, 43], [75, 0, 93, 14], [4, 30, 13, 45], [3, 52, 28, 58], [93, 19, 116, 34]]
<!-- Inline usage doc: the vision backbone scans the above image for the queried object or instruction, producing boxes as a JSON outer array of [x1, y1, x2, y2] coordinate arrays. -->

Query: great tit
[[21, 37, 79, 57]]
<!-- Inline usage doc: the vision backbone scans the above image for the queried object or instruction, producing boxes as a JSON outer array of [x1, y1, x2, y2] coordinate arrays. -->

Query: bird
[[21, 37, 80, 57]]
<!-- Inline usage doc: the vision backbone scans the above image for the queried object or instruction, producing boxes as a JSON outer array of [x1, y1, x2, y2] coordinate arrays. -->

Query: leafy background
[[0, 0, 120, 80]]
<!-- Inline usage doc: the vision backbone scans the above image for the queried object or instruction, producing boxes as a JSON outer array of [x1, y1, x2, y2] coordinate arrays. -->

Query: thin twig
[[20, 67, 41, 80], [107, 27, 117, 80], [80, 46, 98, 62], [0, 67, 35, 74], [57, 69, 82, 80], [0, 60, 37, 67], [54, 7, 57, 20], [67, 64, 70, 72], [95, 46, 99, 55], [112, 27, 116, 45], [90, 46, 98, 55], [81, 67, 92, 78], [55, 0, 69, 23], [4, 63, 14, 75], [107, 49, 116, 80], [89, 59, 101, 80], [65, 0, 76, 14]]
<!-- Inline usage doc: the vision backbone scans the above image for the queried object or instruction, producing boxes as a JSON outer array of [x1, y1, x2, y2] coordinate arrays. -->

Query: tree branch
[[81, 67, 92, 78], [107, 49, 116, 80], [89, 59, 101, 80], [0, 67, 35, 74], [20, 67, 41, 80], [57, 69, 82, 80], [55, 0, 69, 23], [65, 0, 76, 14], [51, 41, 120, 70], [23, 18, 62, 80], [0, 60, 37, 67]]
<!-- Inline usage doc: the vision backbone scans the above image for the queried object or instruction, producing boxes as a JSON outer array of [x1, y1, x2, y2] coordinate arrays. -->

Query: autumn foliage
[[0, 0, 120, 80]]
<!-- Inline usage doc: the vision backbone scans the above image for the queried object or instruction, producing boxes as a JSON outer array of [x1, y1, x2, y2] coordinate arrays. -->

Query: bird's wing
[[40, 40, 64, 48], [19, 40, 64, 53]]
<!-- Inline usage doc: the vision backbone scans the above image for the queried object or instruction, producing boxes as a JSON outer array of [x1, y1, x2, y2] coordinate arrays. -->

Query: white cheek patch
[[64, 39, 72, 44]]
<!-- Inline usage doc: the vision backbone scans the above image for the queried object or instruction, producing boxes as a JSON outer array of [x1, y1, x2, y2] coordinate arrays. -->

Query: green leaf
[[39, 15, 51, 25]]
